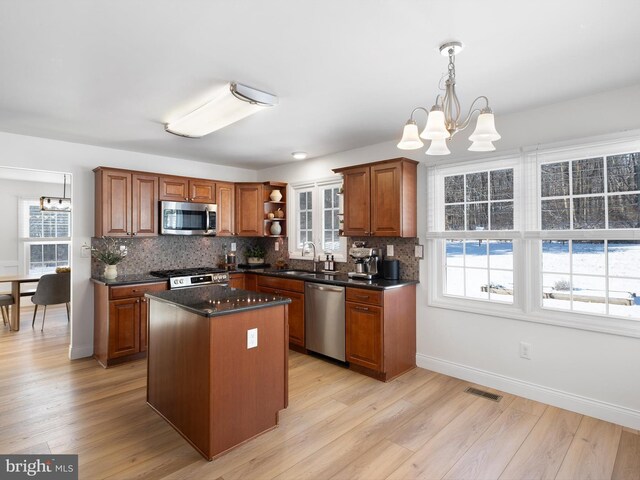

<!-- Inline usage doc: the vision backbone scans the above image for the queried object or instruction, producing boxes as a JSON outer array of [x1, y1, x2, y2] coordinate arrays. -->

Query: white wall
[[0, 179, 63, 273], [258, 83, 640, 429], [0, 132, 256, 359]]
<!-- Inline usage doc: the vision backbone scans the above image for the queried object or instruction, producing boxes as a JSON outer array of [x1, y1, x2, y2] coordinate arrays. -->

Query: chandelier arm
[[409, 106, 430, 121], [458, 96, 491, 131]]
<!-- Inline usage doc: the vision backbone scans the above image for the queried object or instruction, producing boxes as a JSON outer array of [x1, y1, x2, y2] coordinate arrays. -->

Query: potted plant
[[91, 237, 129, 279], [244, 244, 266, 265]]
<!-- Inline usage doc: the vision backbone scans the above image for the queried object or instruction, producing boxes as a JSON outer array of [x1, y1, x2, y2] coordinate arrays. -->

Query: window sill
[[428, 296, 640, 339]]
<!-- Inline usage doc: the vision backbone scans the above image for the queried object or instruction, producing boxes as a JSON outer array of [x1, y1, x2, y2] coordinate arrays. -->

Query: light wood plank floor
[[1, 306, 638, 480]]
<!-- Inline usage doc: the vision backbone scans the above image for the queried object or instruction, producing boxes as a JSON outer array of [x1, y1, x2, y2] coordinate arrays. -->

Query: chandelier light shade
[[468, 140, 496, 152], [468, 112, 501, 142], [165, 82, 278, 138], [421, 108, 449, 140], [397, 120, 424, 150], [426, 138, 451, 156], [397, 41, 501, 155]]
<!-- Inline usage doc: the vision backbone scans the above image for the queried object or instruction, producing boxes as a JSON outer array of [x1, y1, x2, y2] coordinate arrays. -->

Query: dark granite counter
[[146, 285, 291, 317], [91, 273, 167, 286], [238, 268, 419, 290]]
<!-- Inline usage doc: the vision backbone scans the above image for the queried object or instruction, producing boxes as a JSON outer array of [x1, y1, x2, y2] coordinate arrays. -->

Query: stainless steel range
[[149, 267, 229, 289]]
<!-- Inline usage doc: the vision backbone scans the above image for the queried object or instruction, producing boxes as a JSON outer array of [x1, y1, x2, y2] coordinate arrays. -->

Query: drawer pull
[[354, 306, 370, 312], [354, 294, 370, 299]]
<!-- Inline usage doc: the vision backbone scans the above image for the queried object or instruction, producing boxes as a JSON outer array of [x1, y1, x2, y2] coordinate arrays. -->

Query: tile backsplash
[[264, 236, 420, 281], [92, 235, 420, 280], [90, 236, 270, 276]]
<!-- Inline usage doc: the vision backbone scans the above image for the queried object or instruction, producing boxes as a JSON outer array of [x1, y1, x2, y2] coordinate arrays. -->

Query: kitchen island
[[145, 286, 291, 460]]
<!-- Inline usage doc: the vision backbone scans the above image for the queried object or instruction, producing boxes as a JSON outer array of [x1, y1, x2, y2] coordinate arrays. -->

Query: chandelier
[[397, 41, 501, 155]]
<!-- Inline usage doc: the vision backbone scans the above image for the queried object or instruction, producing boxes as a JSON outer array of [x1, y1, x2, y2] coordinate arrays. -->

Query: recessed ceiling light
[[292, 151, 308, 160]]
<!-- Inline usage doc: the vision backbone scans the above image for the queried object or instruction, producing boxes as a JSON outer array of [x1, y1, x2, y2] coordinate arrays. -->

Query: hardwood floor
[[1, 306, 638, 479]]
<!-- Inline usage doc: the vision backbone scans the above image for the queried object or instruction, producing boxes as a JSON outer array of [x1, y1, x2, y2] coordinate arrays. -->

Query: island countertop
[[146, 285, 291, 317]]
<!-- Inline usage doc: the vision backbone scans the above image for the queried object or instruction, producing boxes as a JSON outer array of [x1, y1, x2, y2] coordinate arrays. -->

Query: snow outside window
[[289, 180, 346, 262]]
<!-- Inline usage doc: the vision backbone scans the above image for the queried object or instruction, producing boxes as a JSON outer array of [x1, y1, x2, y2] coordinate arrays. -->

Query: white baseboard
[[416, 353, 640, 430], [68, 344, 93, 360]]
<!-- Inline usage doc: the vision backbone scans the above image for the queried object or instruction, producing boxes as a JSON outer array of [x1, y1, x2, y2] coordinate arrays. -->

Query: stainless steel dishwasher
[[304, 282, 345, 361]]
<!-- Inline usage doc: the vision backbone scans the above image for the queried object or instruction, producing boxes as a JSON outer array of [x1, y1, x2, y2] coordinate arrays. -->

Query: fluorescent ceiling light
[[165, 82, 278, 138]]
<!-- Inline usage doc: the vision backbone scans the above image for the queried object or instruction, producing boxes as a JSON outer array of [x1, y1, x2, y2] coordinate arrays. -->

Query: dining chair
[[31, 272, 70, 331], [0, 294, 14, 327]]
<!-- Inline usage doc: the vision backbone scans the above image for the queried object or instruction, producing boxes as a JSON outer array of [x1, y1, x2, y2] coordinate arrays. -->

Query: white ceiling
[[0, 0, 639, 170]]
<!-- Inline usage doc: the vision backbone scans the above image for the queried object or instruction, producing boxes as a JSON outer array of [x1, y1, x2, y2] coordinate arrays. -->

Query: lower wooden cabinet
[[257, 276, 304, 347], [228, 273, 245, 289], [345, 285, 416, 381], [94, 281, 167, 367], [345, 301, 383, 371]]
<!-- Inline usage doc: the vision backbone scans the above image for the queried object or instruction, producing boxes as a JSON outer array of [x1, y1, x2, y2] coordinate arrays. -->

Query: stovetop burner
[[149, 267, 226, 278], [150, 267, 229, 289]]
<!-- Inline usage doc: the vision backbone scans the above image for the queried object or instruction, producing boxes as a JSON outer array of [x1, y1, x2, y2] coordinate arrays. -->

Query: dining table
[[0, 274, 41, 331]]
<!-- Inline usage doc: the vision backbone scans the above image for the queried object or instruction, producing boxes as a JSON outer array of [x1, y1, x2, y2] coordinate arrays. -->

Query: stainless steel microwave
[[160, 201, 217, 236]]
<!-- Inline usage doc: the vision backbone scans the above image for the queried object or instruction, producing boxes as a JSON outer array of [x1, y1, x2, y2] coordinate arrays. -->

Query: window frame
[[428, 156, 522, 309], [426, 136, 640, 338], [18, 198, 72, 275], [288, 178, 347, 262]]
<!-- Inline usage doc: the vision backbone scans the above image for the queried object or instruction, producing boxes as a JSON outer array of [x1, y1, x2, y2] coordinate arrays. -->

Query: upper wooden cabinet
[[159, 176, 216, 204], [94, 168, 159, 237], [216, 181, 235, 236], [333, 158, 418, 237], [95, 166, 285, 238], [234, 183, 263, 236]]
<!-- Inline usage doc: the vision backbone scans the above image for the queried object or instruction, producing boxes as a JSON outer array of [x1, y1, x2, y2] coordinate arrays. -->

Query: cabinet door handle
[[141, 298, 146, 303], [132, 232, 137, 236], [354, 306, 369, 312]]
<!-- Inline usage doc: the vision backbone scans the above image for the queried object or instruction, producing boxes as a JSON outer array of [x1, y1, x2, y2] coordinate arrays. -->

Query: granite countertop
[[239, 268, 419, 290], [91, 273, 167, 286], [90, 269, 418, 290], [146, 285, 291, 318]]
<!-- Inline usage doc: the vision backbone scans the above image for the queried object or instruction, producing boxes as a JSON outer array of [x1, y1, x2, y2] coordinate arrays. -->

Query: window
[[538, 152, 640, 318], [289, 180, 346, 261], [19, 200, 71, 274], [541, 240, 640, 318], [441, 165, 516, 304], [540, 154, 640, 230], [427, 138, 640, 337]]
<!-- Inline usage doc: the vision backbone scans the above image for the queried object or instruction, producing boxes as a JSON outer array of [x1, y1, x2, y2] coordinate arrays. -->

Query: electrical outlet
[[231, 242, 236, 252], [81, 243, 91, 258], [519, 341, 532, 360], [415, 245, 424, 258], [386, 245, 394, 257], [247, 328, 258, 349], [274, 241, 279, 251]]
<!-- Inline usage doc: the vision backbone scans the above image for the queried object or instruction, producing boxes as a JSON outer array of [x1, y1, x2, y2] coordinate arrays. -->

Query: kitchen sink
[[277, 270, 317, 276]]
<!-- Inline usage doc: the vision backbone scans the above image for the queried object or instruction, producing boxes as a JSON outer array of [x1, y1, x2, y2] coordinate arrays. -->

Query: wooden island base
[[147, 299, 288, 460]]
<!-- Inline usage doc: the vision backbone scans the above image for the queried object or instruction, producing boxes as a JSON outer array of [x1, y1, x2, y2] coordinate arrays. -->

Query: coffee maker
[[348, 245, 382, 279]]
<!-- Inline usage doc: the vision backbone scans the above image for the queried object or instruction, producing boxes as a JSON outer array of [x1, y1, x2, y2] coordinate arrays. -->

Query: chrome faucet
[[302, 241, 317, 272]]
